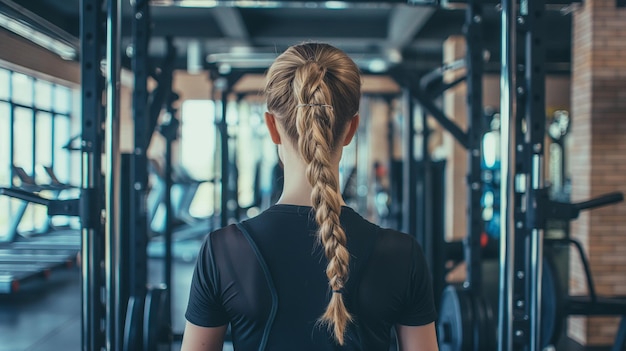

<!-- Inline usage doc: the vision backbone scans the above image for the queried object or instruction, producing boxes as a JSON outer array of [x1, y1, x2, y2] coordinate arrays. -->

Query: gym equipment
[[40, 165, 75, 192], [438, 190, 624, 351], [148, 160, 208, 233], [123, 285, 170, 351], [123, 32, 177, 351], [0, 187, 79, 293], [1, 166, 71, 241]]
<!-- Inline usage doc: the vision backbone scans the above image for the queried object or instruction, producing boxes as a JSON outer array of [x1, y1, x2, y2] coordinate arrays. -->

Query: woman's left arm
[[180, 321, 228, 351]]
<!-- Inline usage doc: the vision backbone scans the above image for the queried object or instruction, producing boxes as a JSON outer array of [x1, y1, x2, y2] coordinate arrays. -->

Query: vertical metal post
[[129, 1, 150, 349], [220, 85, 230, 228], [80, 0, 107, 349], [7, 77, 13, 228], [402, 88, 417, 237], [464, 0, 485, 293], [420, 109, 431, 258], [131, 0, 150, 301], [385, 97, 398, 229], [9, 73, 14, 188], [498, 0, 517, 349], [357, 96, 371, 214], [162, 104, 178, 345], [105, 0, 121, 349], [209, 73, 220, 230], [31, 85, 36, 177], [523, 0, 546, 348]]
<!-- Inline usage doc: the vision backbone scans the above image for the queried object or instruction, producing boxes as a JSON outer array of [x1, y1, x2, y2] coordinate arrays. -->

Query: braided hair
[[264, 43, 361, 345]]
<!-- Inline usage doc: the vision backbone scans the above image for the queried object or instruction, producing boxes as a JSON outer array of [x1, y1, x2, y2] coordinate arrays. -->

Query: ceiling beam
[[386, 5, 435, 52], [210, 7, 249, 44]]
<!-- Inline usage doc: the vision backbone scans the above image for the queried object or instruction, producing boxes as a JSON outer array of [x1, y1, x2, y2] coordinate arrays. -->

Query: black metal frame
[[125, 3, 180, 349], [463, 0, 485, 294], [499, 0, 548, 348], [210, 70, 246, 228], [398, 0, 486, 295], [401, 86, 417, 238], [79, 0, 107, 349], [518, 0, 546, 349], [130, 0, 150, 310]]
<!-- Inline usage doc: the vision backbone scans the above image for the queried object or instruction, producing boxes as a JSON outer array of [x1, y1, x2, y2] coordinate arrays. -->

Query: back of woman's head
[[264, 43, 361, 345]]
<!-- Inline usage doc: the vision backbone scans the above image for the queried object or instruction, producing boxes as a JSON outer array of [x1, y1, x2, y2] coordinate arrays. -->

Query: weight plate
[[144, 286, 168, 351], [438, 285, 474, 351], [472, 294, 497, 351], [541, 255, 564, 348], [123, 295, 144, 351]]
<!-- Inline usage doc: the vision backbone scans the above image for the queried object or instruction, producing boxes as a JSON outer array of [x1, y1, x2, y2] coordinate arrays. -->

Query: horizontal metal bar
[[0, 187, 51, 206], [411, 87, 470, 149]]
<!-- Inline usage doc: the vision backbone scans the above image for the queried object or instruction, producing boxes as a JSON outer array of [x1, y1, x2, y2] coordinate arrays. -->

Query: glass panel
[[12, 72, 33, 106], [0, 69, 9, 100], [180, 100, 215, 180], [53, 85, 71, 113], [181, 100, 216, 217], [35, 112, 53, 184], [15, 108, 37, 233], [17, 202, 37, 233], [0, 102, 10, 186], [13, 107, 34, 179], [50, 115, 76, 229], [35, 80, 53, 110], [0, 102, 10, 239], [0, 196, 9, 238], [53, 115, 71, 183]]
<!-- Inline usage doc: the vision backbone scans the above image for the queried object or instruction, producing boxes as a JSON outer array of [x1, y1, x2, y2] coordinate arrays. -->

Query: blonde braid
[[293, 61, 352, 345], [265, 43, 361, 345]]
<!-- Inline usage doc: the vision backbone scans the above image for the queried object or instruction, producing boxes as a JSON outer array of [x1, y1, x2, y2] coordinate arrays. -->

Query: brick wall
[[570, 0, 626, 346]]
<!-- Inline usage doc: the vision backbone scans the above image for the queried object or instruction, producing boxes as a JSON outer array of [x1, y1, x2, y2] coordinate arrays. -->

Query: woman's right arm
[[180, 321, 228, 351], [396, 323, 439, 351]]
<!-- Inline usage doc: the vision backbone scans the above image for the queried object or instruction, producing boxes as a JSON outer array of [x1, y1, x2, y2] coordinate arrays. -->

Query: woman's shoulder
[[201, 223, 249, 254], [378, 227, 418, 246]]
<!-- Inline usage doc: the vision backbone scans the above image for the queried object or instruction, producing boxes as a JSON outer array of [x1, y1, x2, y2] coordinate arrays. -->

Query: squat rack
[[79, 0, 108, 349], [76, 1, 589, 351]]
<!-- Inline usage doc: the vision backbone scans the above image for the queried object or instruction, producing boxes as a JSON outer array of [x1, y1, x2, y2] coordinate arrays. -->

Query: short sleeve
[[396, 239, 438, 326], [185, 234, 229, 327]]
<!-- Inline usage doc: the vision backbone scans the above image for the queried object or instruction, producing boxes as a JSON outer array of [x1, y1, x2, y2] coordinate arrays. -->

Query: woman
[[182, 43, 439, 351]]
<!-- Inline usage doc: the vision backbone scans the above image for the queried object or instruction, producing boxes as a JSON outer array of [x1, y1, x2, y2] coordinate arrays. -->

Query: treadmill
[[0, 168, 80, 294]]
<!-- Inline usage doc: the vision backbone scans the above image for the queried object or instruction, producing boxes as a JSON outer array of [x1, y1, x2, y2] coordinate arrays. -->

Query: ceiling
[[1, 0, 575, 77]]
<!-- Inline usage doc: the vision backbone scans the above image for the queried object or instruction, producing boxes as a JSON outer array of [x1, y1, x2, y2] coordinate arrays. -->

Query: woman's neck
[[276, 145, 345, 207]]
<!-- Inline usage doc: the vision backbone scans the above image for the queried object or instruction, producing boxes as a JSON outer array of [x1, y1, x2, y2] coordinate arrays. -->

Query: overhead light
[[386, 48, 403, 64], [151, 0, 392, 9], [152, 0, 283, 8], [324, 1, 348, 9], [367, 59, 388, 73], [0, 12, 76, 60], [187, 40, 203, 74], [0, 1, 78, 60], [207, 52, 277, 69]]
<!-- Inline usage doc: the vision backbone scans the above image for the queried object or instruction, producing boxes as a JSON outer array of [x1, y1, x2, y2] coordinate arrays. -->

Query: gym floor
[[0, 257, 603, 351], [0, 258, 237, 351]]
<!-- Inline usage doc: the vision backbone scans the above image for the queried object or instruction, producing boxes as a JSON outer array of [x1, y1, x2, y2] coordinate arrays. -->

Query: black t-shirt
[[185, 205, 437, 350]]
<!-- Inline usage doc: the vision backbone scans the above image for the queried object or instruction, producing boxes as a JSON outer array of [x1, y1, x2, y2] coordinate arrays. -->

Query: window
[[180, 100, 216, 217], [53, 115, 71, 183], [0, 102, 10, 236], [35, 112, 53, 182], [0, 67, 76, 239], [0, 69, 9, 100], [13, 107, 34, 176], [11, 72, 33, 106], [34, 80, 52, 110]]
